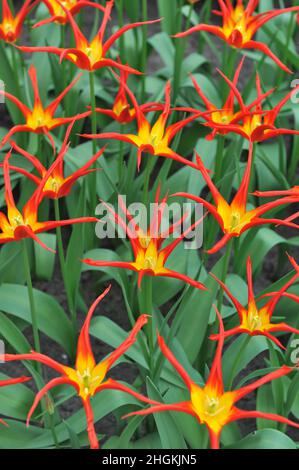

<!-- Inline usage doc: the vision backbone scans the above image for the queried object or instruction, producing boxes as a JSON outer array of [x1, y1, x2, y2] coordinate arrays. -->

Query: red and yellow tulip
[[0, 150, 97, 251], [0, 286, 159, 449], [0, 0, 35, 43], [93, 66, 162, 125], [82, 80, 203, 171], [175, 0, 299, 73], [82, 188, 207, 290], [34, 0, 105, 27], [0, 65, 90, 150], [8, 121, 105, 200], [19, 0, 161, 74], [123, 308, 299, 449], [173, 144, 299, 254], [210, 255, 299, 348]]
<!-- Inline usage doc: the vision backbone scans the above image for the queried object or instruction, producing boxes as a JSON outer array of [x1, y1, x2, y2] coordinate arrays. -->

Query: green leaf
[[146, 378, 187, 449], [34, 233, 56, 281], [0, 284, 74, 356], [226, 429, 297, 449]]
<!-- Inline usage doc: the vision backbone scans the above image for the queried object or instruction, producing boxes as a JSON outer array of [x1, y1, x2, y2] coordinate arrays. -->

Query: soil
[[0, 0, 299, 448]]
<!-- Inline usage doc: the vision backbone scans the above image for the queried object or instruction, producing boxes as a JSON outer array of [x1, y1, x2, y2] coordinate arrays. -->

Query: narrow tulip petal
[[97, 379, 160, 406], [234, 365, 293, 401], [0, 376, 31, 387], [3, 352, 66, 375], [96, 58, 142, 75], [104, 315, 148, 370], [82, 258, 136, 272], [46, 74, 82, 115], [102, 19, 162, 55], [159, 269, 207, 291], [206, 307, 225, 392], [27, 376, 73, 426], [157, 335, 194, 390], [174, 24, 226, 40], [1, 125, 31, 149], [230, 407, 299, 429], [209, 272, 245, 321], [16, 45, 63, 57], [33, 217, 98, 234], [159, 149, 200, 171], [76, 286, 111, 372], [0, 90, 30, 118], [10, 140, 45, 175], [210, 326, 245, 341], [245, 40, 292, 74], [123, 401, 194, 420], [207, 233, 233, 254]]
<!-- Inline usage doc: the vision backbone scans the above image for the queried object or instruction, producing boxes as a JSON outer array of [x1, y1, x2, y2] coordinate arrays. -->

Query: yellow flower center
[[44, 176, 62, 194], [82, 39, 103, 66], [143, 256, 157, 271], [3, 22, 14, 34], [247, 306, 263, 331], [27, 107, 54, 130], [191, 384, 235, 434], [241, 304, 270, 333], [11, 215, 24, 228]]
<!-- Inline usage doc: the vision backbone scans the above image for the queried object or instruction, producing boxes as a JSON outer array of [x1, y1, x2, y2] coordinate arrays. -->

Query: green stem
[[173, 2, 193, 100], [142, 156, 152, 205], [227, 335, 251, 389], [141, 0, 148, 101], [21, 240, 41, 357], [116, 0, 125, 61], [217, 239, 233, 312], [89, 71, 98, 207], [89, 71, 117, 198], [54, 199, 77, 331], [141, 277, 154, 373], [214, 135, 225, 184]]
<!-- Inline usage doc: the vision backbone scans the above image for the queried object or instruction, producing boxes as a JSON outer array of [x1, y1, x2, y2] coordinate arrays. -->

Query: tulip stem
[[54, 198, 77, 331], [116, 0, 125, 62], [141, 0, 148, 101], [173, 1, 193, 101], [21, 240, 41, 365], [88, 71, 98, 207], [227, 335, 251, 390], [217, 239, 233, 312], [140, 277, 154, 373]]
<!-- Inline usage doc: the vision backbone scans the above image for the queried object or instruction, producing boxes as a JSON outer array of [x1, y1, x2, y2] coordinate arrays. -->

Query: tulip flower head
[[0, 377, 31, 425], [0, 65, 90, 150], [175, 1, 299, 73], [201, 70, 299, 142], [178, 58, 249, 141], [93, 66, 163, 125], [35, 1, 105, 27], [210, 255, 299, 348], [82, 188, 207, 290], [0, 286, 159, 449], [82, 80, 203, 171], [173, 144, 299, 254], [123, 308, 299, 449], [0, 150, 97, 251], [19, 0, 161, 74], [9, 122, 105, 200], [0, 0, 35, 43]]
